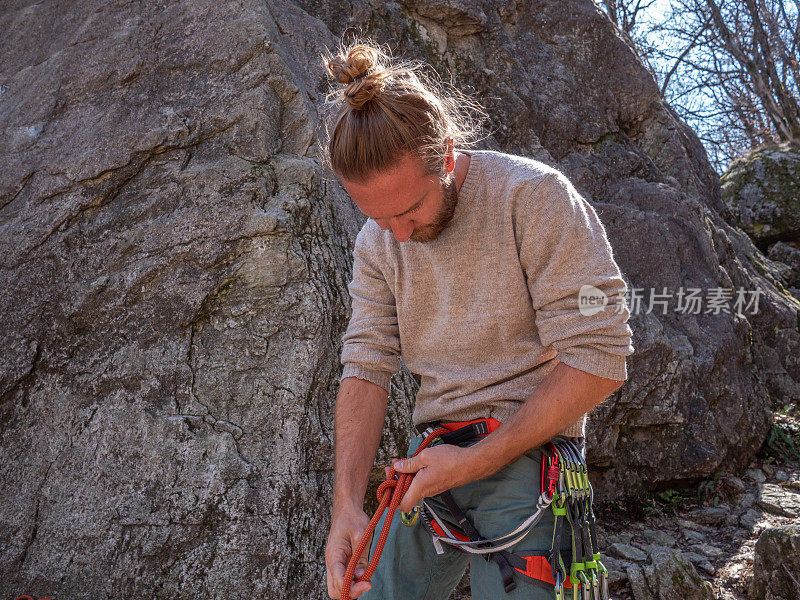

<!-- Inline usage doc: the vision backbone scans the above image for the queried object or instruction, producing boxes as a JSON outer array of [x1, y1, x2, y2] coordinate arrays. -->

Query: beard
[[409, 173, 459, 243]]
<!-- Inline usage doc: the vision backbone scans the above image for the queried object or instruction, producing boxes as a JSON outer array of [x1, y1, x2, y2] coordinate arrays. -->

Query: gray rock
[[751, 524, 800, 600], [610, 542, 649, 561], [775, 469, 790, 482], [741, 508, 765, 529], [739, 492, 757, 509], [691, 506, 729, 525], [768, 242, 800, 288], [721, 141, 800, 248], [722, 474, 747, 494], [642, 529, 677, 546], [757, 483, 800, 518], [626, 563, 650, 599], [682, 528, 706, 542], [681, 551, 716, 575], [606, 531, 635, 546], [599, 555, 631, 586], [747, 468, 768, 483], [692, 542, 725, 558], [677, 519, 710, 531], [627, 547, 714, 600]]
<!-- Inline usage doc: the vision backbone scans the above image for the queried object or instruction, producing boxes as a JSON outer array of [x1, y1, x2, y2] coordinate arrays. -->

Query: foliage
[[697, 470, 724, 506], [655, 488, 686, 515], [759, 403, 800, 461], [621, 486, 691, 519]]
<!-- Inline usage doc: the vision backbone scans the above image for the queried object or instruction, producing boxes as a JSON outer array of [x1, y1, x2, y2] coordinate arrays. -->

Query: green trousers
[[360, 434, 585, 600]]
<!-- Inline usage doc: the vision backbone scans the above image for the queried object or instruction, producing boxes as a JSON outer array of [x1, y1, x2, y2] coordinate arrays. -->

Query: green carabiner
[[400, 505, 420, 526], [570, 562, 587, 600]]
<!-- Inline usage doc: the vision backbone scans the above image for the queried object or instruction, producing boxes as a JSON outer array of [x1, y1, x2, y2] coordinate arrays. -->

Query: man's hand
[[325, 507, 373, 599], [392, 444, 475, 513]]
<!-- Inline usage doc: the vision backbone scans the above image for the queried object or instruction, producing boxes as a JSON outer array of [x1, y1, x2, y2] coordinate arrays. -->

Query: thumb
[[386, 458, 402, 478], [393, 457, 420, 473]]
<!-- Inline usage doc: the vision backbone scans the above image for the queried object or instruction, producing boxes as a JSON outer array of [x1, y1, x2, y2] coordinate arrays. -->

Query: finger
[[329, 550, 347, 595], [353, 531, 370, 575], [350, 581, 373, 598], [393, 456, 421, 474], [384, 465, 391, 478], [326, 567, 338, 599], [399, 481, 421, 513], [332, 554, 346, 581]]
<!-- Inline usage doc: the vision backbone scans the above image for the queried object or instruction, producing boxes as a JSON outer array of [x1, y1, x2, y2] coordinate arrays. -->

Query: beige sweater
[[339, 149, 634, 438]]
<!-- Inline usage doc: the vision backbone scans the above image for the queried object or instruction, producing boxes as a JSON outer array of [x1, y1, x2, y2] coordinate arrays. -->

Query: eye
[[409, 196, 426, 213]]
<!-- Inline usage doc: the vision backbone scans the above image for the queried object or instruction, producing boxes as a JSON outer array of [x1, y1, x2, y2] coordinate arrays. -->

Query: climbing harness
[[341, 418, 614, 600]]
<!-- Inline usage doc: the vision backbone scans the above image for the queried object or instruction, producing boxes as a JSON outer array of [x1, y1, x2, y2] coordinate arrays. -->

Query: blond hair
[[319, 38, 488, 184]]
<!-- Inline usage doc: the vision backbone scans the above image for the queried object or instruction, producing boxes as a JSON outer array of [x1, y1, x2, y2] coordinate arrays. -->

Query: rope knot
[[376, 472, 402, 503]]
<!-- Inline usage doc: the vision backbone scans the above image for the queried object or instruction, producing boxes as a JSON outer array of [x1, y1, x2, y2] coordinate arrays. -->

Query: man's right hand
[[325, 506, 373, 599]]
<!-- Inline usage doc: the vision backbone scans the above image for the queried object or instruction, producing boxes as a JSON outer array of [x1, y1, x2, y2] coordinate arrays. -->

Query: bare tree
[[602, 0, 662, 35], [634, 0, 800, 172]]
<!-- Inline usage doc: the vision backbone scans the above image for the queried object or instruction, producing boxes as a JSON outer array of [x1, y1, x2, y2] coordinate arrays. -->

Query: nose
[[377, 217, 414, 242], [389, 217, 414, 242]]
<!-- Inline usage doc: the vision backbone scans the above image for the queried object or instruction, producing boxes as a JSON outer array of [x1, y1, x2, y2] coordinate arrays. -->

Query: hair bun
[[326, 46, 391, 108]]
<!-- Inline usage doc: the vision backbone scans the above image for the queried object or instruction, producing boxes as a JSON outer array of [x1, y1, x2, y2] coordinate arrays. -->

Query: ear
[[445, 137, 455, 173]]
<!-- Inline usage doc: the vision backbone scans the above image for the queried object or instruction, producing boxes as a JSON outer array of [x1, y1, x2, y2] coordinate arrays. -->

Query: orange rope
[[341, 427, 448, 600]]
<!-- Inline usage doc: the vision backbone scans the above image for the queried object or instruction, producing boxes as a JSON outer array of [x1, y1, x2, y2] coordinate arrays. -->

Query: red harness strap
[[513, 555, 574, 588], [438, 416, 503, 434], [427, 516, 472, 542]]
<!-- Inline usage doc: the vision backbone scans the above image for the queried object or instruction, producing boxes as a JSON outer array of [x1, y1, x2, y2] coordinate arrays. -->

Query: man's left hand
[[391, 444, 475, 513]]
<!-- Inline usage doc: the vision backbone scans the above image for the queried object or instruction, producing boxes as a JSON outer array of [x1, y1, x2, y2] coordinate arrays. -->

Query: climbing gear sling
[[341, 417, 613, 600]]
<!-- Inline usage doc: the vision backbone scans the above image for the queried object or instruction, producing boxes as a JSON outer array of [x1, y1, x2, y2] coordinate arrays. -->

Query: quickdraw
[[340, 418, 614, 600]]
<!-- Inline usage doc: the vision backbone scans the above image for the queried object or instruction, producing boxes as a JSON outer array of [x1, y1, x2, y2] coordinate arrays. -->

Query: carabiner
[[400, 505, 420, 526]]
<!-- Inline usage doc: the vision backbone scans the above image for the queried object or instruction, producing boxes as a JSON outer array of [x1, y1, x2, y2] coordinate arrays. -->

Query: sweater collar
[[456, 149, 480, 203]]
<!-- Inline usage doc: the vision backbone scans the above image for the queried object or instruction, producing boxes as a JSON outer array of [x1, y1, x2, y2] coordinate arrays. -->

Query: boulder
[[751, 524, 800, 600], [767, 241, 800, 300], [757, 483, 800, 518], [721, 141, 800, 250], [626, 547, 714, 600], [1, 0, 799, 597]]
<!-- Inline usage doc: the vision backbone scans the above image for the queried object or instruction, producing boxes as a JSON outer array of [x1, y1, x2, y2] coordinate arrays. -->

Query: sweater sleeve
[[516, 170, 634, 381], [339, 225, 401, 393]]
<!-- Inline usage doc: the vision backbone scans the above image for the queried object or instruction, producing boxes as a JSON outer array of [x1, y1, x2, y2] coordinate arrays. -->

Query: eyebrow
[[371, 195, 425, 220]]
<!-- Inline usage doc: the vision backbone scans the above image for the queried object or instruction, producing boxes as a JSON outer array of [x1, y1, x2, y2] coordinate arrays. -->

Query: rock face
[[721, 142, 800, 302], [626, 547, 714, 600], [1, 0, 799, 598], [0, 2, 362, 598], [721, 142, 800, 250], [768, 242, 800, 294], [751, 525, 800, 600]]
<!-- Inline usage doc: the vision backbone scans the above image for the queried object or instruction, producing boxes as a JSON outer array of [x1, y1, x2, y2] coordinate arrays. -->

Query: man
[[323, 43, 633, 600]]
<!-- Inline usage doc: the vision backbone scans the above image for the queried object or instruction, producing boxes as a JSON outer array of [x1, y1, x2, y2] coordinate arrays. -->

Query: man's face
[[339, 152, 458, 243]]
